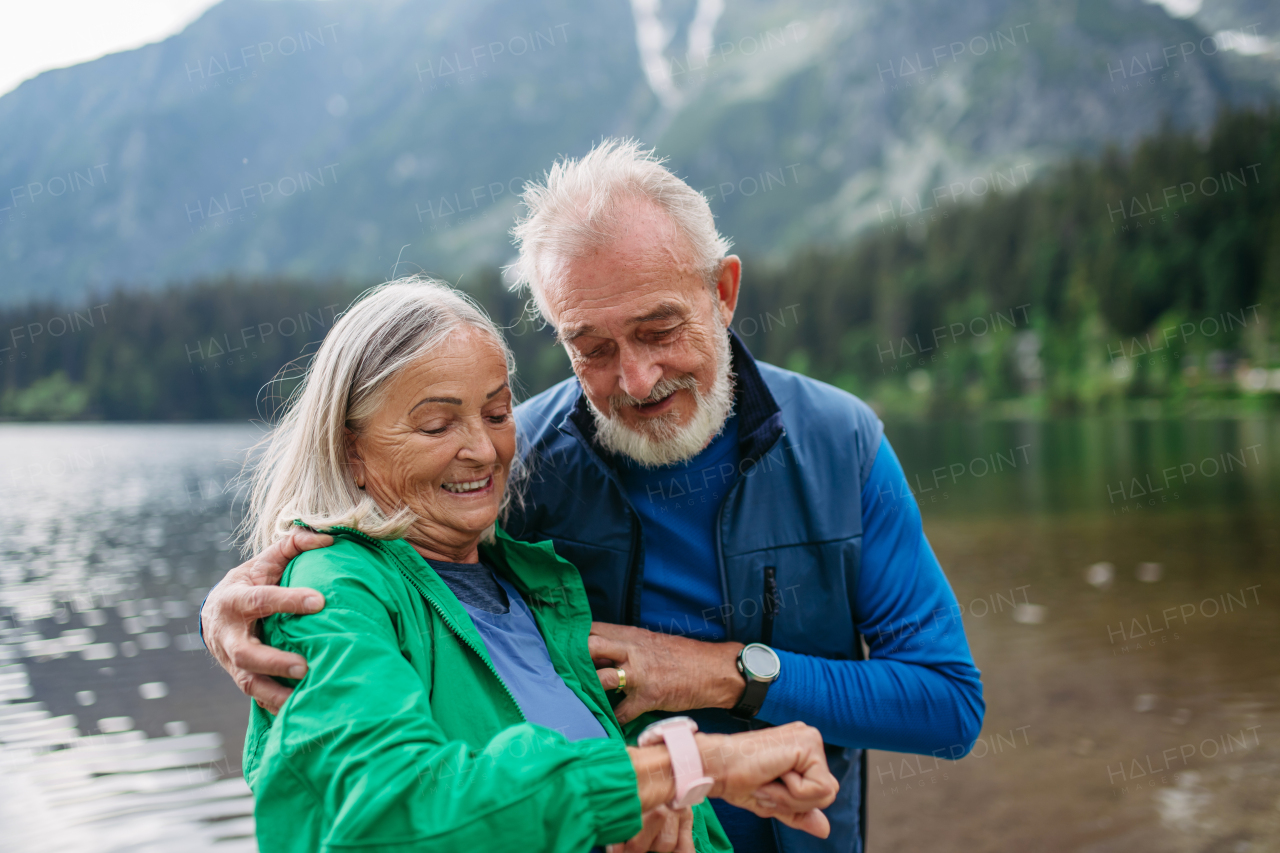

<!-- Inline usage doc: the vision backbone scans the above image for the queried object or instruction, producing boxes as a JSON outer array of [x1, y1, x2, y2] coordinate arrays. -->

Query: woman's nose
[[456, 421, 498, 463]]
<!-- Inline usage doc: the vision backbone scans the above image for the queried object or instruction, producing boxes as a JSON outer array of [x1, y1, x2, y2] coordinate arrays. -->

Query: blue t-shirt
[[615, 412, 740, 641], [444, 567, 607, 744], [616, 413, 781, 853]]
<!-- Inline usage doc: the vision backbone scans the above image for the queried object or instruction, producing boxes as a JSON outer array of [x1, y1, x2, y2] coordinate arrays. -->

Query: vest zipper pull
[[762, 566, 778, 645]]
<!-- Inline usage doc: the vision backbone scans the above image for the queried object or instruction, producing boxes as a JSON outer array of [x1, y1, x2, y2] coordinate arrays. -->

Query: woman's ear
[[345, 427, 367, 490]]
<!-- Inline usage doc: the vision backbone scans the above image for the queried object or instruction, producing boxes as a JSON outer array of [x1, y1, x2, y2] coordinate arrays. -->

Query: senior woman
[[239, 278, 837, 853]]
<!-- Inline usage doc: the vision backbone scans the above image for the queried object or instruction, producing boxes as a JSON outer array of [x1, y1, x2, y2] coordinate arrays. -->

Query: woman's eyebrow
[[409, 383, 507, 412], [410, 396, 463, 412]]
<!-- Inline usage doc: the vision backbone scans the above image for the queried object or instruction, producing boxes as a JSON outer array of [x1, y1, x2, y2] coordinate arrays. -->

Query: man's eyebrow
[[631, 303, 685, 325], [486, 382, 509, 399], [557, 303, 686, 345], [558, 325, 594, 345]]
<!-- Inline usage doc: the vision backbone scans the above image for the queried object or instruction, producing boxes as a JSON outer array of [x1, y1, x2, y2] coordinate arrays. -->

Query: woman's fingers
[[676, 806, 695, 853], [748, 783, 833, 839], [608, 805, 680, 853], [654, 806, 681, 851], [752, 766, 838, 813], [707, 722, 838, 838], [778, 767, 839, 807], [774, 807, 832, 839]]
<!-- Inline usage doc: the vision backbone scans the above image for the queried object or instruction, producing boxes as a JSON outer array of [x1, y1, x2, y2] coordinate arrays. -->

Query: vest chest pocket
[[725, 540, 861, 658]]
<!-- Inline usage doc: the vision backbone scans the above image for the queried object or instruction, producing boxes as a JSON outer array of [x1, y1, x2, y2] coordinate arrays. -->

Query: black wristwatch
[[731, 643, 781, 720]]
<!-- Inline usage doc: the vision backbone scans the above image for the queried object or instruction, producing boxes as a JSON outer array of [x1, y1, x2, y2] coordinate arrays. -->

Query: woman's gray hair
[[240, 276, 520, 554], [506, 137, 733, 321]]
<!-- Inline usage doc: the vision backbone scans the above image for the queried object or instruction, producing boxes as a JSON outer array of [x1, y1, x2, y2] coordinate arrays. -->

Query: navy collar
[[563, 329, 784, 468]]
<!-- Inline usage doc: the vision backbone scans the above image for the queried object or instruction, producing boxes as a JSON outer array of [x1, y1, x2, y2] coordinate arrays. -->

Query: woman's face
[[347, 326, 515, 560]]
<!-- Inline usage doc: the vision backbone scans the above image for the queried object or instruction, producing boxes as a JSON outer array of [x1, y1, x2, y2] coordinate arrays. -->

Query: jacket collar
[[319, 524, 583, 637], [562, 328, 785, 468]]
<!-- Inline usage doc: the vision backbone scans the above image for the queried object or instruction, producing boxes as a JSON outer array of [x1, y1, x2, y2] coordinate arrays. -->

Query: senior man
[[202, 139, 984, 852]]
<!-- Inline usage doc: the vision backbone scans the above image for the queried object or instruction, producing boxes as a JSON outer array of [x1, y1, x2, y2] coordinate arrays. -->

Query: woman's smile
[[440, 473, 495, 496]]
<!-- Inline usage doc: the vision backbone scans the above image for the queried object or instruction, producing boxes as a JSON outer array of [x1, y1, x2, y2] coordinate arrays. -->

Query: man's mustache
[[606, 374, 701, 414]]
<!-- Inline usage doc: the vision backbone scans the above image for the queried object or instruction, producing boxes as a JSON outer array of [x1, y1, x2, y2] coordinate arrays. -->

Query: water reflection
[[873, 417, 1280, 851], [0, 420, 1276, 852], [1, 424, 260, 852]]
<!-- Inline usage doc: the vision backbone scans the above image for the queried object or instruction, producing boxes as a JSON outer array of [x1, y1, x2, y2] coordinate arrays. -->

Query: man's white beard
[[589, 329, 735, 468]]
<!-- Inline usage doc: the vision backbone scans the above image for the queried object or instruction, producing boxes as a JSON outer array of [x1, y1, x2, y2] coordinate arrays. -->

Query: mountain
[[0, 0, 1276, 307]]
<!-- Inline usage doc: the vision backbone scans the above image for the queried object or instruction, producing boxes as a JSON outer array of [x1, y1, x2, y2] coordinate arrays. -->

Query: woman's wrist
[[696, 733, 731, 798], [628, 745, 677, 811], [629, 732, 733, 809]]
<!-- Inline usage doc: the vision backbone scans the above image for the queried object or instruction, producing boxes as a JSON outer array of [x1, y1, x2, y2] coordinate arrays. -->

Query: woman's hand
[[700, 723, 839, 838], [607, 805, 694, 853], [629, 721, 839, 839]]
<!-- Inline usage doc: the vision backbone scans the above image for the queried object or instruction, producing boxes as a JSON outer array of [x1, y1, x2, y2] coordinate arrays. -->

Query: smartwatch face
[[743, 644, 781, 680]]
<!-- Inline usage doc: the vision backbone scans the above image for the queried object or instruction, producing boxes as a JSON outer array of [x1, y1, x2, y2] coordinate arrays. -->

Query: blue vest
[[508, 332, 883, 853]]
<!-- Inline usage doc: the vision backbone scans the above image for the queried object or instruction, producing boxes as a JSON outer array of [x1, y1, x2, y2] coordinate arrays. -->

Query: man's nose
[[617, 342, 663, 401]]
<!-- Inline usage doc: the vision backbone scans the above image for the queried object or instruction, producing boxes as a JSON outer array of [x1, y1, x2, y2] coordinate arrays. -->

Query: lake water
[[0, 419, 1277, 852]]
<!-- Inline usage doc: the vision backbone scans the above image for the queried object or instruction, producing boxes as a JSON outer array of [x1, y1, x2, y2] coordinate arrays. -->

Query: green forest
[[2, 107, 1277, 422]]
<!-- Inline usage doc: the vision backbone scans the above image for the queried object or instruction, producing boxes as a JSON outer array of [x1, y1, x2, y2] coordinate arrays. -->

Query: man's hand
[[607, 805, 694, 853], [201, 529, 333, 713], [590, 622, 745, 724]]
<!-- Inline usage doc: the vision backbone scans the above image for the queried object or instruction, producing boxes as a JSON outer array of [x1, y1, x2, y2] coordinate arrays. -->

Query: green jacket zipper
[[323, 525, 528, 724]]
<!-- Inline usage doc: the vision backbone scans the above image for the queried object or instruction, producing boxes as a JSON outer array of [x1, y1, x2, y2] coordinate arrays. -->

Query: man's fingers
[[612, 695, 645, 725], [587, 633, 630, 664], [229, 636, 310, 680], [232, 583, 325, 621], [241, 672, 294, 713], [248, 529, 334, 585], [596, 666, 621, 692]]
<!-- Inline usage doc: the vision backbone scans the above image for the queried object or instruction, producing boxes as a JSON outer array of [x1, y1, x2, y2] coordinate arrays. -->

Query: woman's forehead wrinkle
[[382, 338, 508, 416]]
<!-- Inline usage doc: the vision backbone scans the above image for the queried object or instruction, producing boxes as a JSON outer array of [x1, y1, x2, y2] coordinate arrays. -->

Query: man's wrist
[[705, 640, 747, 709]]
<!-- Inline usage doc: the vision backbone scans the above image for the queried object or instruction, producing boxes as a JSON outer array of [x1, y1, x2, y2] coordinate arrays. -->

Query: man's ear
[[344, 427, 367, 489], [714, 255, 742, 327]]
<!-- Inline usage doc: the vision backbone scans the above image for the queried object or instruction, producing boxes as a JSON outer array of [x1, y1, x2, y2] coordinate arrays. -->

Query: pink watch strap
[[638, 716, 715, 809]]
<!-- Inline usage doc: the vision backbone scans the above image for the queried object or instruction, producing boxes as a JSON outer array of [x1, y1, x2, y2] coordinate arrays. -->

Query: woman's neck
[[408, 538, 481, 564]]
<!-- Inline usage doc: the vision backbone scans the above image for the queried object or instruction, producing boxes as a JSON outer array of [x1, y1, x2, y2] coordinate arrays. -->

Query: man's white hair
[[506, 138, 733, 320]]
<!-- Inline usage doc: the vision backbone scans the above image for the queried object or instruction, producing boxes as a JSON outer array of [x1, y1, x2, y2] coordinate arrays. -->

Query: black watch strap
[[731, 678, 771, 720]]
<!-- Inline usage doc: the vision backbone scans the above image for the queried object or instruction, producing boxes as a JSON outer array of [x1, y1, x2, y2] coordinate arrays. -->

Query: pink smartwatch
[[638, 716, 716, 809]]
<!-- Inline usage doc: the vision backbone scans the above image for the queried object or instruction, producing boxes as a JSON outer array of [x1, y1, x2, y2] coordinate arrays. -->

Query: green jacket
[[243, 526, 731, 853]]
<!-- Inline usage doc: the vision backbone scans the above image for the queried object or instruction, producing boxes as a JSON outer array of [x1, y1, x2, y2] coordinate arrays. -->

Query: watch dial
[[745, 646, 780, 678]]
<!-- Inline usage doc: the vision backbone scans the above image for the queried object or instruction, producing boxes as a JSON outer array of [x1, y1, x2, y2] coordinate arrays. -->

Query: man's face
[[538, 202, 741, 461]]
